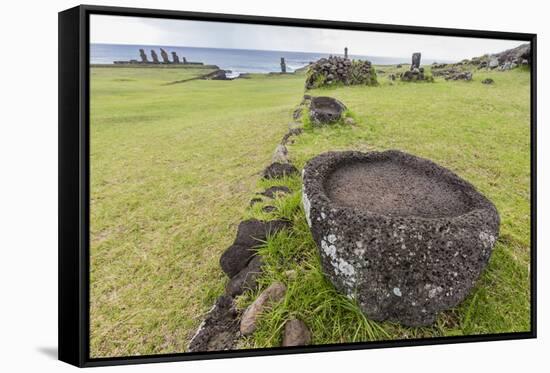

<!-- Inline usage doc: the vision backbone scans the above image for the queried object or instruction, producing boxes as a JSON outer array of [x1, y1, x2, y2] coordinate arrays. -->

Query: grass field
[[90, 65, 531, 357]]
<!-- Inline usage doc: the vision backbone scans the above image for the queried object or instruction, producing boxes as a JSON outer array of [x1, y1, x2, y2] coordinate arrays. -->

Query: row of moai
[[139, 48, 188, 64]]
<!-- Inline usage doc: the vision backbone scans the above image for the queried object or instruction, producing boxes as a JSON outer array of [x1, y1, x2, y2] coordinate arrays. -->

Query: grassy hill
[[89, 65, 531, 356]]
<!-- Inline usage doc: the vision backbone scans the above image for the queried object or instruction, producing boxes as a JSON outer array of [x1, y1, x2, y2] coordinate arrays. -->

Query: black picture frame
[[58, 4, 537, 367]]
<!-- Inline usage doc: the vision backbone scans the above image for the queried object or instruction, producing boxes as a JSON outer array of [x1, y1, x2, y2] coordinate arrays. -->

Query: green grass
[[237, 66, 531, 347], [90, 65, 531, 356], [89, 67, 306, 357]]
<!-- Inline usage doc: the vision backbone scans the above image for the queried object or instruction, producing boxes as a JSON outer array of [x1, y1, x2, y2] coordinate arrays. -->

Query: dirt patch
[[325, 159, 473, 218]]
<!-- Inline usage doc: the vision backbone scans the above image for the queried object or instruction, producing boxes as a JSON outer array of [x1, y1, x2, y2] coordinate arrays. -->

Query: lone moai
[[160, 48, 170, 64], [139, 49, 148, 63], [344, 47, 348, 59], [280, 57, 287, 73], [151, 50, 160, 64], [182, 56, 187, 64], [411, 52, 421, 70], [171, 51, 180, 64]]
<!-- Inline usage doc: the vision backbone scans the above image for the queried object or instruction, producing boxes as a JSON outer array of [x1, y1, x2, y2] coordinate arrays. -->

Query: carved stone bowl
[[302, 150, 500, 326], [309, 96, 347, 125]]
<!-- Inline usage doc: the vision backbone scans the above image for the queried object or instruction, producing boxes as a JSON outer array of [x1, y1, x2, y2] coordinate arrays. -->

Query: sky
[[90, 15, 525, 61]]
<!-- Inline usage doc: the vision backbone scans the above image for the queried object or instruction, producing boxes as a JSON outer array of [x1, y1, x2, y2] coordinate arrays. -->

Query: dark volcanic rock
[[445, 71, 473, 81], [249, 197, 263, 206], [234, 219, 290, 247], [262, 162, 299, 179], [482, 78, 495, 85], [220, 219, 290, 277], [282, 319, 312, 346], [188, 295, 240, 352], [262, 206, 277, 213], [261, 186, 291, 199], [494, 43, 531, 68], [226, 255, 264, 297], [302, 150, 500, 326], [309, 96, 347, 125], [281, 128, 303, 145], [220, 244, 256, 278], [401, 68, 432, 82], [200, 69, 230, 80], [431, 67, 459, 77]]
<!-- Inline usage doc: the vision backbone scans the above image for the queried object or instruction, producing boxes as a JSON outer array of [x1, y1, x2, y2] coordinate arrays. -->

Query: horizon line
[[90, 42, 458, 62]]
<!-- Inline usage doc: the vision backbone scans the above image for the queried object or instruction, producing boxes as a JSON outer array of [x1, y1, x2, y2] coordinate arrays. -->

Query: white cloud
[[90, 15, 525, 61]]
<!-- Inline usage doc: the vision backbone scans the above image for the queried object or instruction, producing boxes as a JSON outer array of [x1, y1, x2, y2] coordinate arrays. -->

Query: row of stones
[[188, 117, 309, 352], [385, 52, 503, 82], [188, 65, 362, 351], [387, 67, 496, 83]]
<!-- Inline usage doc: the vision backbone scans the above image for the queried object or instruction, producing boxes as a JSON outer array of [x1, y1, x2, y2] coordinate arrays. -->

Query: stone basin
[[309, 96, 347, 124], [302, 150, 500, 326]]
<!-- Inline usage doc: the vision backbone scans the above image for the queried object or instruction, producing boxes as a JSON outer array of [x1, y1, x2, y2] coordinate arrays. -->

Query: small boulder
[[262, 162, 299, 179], [188, 295, 240, 352], [262, 205, 277, 213], [235, 219, 286, 248], [225, 255, 264, 297], [272, 144, 289, 164], [261, 186, 291, 199], [220, 244, 256, 278], [282, 319, 312, 346], [309, 96, 347, 125], [203, 69, 229, 80], [249, 197, 263, 207], [240, 282, 287, 335], [281, 128, 303, 145], [445, 71, 473, 81], [401, 69, 431, 82], [220, 219, 290, 277], [482, 78, 495, 85]]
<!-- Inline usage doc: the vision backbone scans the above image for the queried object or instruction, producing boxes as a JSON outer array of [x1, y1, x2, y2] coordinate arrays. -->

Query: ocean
[[90, 43, 445, 77]]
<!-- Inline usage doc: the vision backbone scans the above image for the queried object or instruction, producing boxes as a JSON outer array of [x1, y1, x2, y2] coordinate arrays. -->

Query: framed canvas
[[58, 4, 537, 367]]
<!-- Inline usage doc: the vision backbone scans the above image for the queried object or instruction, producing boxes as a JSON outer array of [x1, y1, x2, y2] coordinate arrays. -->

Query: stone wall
[[305, 56, 377, 89]]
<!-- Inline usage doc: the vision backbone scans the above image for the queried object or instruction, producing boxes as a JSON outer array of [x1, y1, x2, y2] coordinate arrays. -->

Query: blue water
[[91, 43, 437, 76]]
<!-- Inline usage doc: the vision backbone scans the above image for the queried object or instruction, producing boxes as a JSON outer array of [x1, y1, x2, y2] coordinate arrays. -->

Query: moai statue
[[411, 52, 421, 70], [171, 51, 180, 64], [151, 50, 160, 64], [280, 57, 287, 73], [160, 48, 170, 63], [344, 47, 348, 59], [139, 49, 148, 63], [182, 56, 187, 64]]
